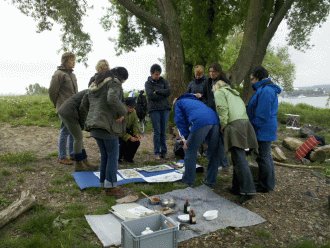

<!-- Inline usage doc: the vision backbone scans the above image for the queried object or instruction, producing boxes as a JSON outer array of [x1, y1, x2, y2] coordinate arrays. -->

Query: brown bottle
[[189, 209, 196, 224], [183, 199, 190, 214]]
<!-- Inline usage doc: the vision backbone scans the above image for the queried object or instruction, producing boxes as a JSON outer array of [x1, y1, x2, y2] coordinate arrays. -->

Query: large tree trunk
[[117, 0, 185, 101], [230, 0, 294, 102]]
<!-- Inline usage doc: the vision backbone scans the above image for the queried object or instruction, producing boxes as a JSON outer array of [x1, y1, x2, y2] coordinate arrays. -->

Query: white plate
[[177, 214, 189, 222], [203, 210, 218, 221]]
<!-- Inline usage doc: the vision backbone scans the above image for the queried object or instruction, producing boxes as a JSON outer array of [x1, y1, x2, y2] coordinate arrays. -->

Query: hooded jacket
[[174, 93, 219, 139], [186, 76, 207, 102], [49, 65, 78, 111], [80, 74, 127, 136], [213, 81, 248, 128], [145, 76, 171, 112], [247, 78, 282, 141]]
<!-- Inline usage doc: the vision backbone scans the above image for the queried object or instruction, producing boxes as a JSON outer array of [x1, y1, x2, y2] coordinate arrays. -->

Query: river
[[279, 95, 329, 108]]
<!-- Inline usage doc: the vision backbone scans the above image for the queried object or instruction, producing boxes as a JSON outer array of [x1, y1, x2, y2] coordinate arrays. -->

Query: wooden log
[[274, 161, 324, 170], [0, 191, 36, 229], [309, 149, 326, 162], [282, 137, 304, 151], [272, 146, 287, 162]]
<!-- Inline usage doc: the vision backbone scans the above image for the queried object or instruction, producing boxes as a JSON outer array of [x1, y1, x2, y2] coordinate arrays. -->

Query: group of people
[[49, 52, 281, 201]]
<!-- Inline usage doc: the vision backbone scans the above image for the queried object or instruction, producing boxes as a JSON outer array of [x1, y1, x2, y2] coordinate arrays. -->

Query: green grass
[[289, 240, 330, 248], [0, 151, 37, 165], [0, 95, 59, 127]]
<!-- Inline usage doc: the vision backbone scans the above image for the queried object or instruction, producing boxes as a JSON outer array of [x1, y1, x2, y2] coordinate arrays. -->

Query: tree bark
[[229, 0, 294, 102], [0, 191, 36, 229], [116, 0, 185, 100]]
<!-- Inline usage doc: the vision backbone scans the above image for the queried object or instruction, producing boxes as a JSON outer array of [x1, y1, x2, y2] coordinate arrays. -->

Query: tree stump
[[0, 191, 36, 229]]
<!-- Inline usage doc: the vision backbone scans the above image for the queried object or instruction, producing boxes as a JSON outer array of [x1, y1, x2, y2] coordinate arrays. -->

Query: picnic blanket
[[85, 185, 266, 247]]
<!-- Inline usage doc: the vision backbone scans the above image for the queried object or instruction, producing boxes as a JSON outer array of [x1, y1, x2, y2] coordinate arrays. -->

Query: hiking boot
[[75, 161, 90, 171], [160, 154, 167, 159], [105, 187, 126, 198], [58, 158, 73, 165], [83, 159, 98, 171]]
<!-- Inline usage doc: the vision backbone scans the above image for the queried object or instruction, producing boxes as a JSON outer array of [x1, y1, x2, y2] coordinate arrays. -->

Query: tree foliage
[[25, 83, 48, 95], [9, 0, 92, 64]]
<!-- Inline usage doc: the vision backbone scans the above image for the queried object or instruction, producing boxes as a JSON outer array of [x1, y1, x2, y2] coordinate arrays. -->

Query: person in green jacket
[[119, 97, 141, 163], [213, 80, 258, 204]]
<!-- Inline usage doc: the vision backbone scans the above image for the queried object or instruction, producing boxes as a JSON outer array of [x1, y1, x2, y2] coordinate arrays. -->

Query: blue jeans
[[230, 147, 256, 194], [58, 122, 74, 159], [149, 110, 169, 155], [182, 125, 220, 186], [95, 137, 119, 188], [256, 141, 275, 191]]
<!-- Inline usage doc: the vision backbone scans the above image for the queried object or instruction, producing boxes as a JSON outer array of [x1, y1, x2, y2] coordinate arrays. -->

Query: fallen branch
[[274, 161, 324, 170], [0, 190, 36, 229]]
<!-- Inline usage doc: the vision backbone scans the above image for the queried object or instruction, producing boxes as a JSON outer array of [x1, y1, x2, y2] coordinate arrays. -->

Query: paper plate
[[203, 210, 218, 221], [177, 214, 189, 222]]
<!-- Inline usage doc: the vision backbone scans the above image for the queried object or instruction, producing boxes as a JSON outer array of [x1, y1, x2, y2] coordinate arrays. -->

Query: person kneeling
[[119, 97, 141, 163]]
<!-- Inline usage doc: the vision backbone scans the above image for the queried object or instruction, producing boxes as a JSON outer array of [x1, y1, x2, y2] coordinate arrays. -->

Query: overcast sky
[[1, 1, 330, 95]]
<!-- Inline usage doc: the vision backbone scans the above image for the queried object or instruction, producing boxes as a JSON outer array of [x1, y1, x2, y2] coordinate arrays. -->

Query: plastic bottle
[[189, 209, 196, 224], [183, 199, 190, 214], [141, 227, 154, 235]]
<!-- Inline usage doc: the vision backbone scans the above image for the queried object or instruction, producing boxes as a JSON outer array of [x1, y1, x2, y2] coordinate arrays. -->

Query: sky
[[0, 1, 330, 95]]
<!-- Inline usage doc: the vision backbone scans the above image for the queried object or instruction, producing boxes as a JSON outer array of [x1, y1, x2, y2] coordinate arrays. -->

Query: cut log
[[305, 145, 330, 163], [0, 191, 36, 229], [282, 137, 304, 151], [272, 146, 287, 162]]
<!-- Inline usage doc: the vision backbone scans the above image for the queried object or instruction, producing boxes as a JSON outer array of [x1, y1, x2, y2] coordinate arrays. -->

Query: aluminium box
[[121, 213, 178, 248]]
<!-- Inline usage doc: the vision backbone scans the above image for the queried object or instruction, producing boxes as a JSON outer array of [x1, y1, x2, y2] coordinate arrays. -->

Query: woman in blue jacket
[[174, 93, 221, 187], [247, 66, 282, 193]]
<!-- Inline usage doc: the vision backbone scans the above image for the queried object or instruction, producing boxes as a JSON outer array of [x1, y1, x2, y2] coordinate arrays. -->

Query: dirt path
[[0, 123, 329, 247]]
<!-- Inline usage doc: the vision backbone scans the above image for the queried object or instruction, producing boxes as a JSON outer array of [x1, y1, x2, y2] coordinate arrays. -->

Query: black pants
[[119, 138, 140, 162]]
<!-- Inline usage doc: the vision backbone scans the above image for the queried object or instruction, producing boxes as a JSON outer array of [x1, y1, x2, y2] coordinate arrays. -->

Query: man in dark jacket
[[49, 52, 78, 165], [145, 64, 171, 160]]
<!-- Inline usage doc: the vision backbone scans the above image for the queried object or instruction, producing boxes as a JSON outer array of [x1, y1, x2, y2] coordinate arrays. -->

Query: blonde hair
[[95, 59, 110, 72], [212, 80, 228, 92], [194, 65, 204, 76]]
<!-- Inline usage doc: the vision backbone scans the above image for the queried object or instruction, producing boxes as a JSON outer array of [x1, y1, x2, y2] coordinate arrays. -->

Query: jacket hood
[[213, 80, 240, 96], [57, 65, 73, 72], [253, 78, 282, 94], [147, 76, 164, 83], [88, 77, 120, 92], [177, 93, 199, 101]]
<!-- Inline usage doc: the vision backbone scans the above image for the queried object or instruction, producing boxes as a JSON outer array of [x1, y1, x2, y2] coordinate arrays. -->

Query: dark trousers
[[119, 138, 140, 162], [256, 141, 275, 191], [231, 147, 256, 194]]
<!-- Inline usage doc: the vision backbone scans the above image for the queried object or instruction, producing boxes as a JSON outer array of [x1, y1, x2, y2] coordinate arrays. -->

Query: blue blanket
[[73, 168, 180, 190]]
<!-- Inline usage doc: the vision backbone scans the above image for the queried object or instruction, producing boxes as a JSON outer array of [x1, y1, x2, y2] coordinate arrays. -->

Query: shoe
[[124, 159, 134, 164], [58, 158, 73, 165], [155, 155, 161, 160], [238, 195, 254, 204], [75, 161, 91, 171], [160, 154, 167, 159], [105, 187, 126, 198], [255, 184, 270, 193], [83, 159, 98, 171], [202, 180, 215, 189], [227, 187, 240, 196]]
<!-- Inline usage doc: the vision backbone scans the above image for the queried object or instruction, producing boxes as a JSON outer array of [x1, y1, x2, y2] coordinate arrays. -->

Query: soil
[[0, 123, 329, 248]]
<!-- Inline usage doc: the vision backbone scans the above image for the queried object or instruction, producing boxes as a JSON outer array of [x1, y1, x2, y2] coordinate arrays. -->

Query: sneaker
[[155, 155, 161, 160], [58, 158, 73, 165]]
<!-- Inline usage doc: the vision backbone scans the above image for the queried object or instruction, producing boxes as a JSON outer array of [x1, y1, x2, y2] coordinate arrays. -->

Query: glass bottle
[[183, 199, 190, 214], [189, 209, 196, 224]]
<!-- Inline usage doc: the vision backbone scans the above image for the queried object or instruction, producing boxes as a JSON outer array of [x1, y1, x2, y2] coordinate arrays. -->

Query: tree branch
[[116, 0, 165, 33]]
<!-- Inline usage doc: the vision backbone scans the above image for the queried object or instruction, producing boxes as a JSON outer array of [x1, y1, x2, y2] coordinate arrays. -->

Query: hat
[[125, 97, 136, 107]]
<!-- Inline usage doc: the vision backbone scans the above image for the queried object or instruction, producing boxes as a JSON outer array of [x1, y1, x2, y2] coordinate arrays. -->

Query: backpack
[[136, 93, 147, 120]]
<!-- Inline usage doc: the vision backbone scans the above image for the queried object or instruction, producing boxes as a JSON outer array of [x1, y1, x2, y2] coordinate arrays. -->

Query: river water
[[279, 95, 329, 108]]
